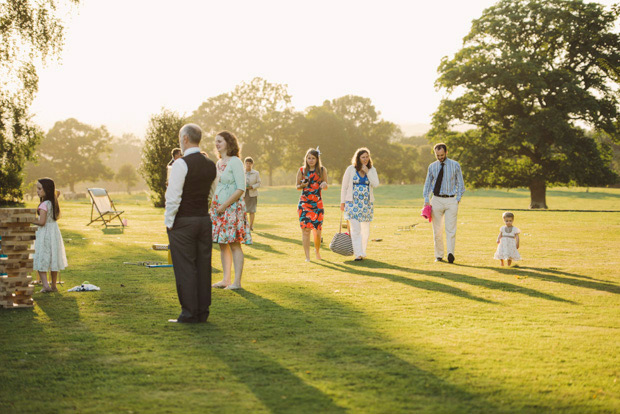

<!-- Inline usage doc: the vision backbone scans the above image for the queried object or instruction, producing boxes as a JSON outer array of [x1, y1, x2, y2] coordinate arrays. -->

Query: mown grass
[[1, 185, 619, 413]]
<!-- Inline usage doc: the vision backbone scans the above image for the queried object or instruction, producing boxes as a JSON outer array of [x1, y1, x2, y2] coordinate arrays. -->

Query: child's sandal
[[40, 287, 53, 293]]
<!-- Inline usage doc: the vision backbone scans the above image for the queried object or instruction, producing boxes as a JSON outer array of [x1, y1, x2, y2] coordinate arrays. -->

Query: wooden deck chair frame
[[87, 188, 125, 228]]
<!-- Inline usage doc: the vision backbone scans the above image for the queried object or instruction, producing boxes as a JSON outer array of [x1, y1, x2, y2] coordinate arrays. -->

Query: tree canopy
[[0, 0, 79, 204], [33, 118, 113, 192], [189, 79, 428, 186], [431, 0, 619, 208], [191, 77, 294, 185], [292, 97, 404, 181], [140, 109, 186, 207]]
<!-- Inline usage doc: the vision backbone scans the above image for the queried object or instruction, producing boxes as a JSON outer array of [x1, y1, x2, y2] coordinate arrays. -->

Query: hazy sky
[[30, 0, 617, 138]]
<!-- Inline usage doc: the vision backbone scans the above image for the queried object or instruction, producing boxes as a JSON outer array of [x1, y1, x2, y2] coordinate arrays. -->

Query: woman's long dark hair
[[38, 178, 60, 221], [352, 147, 373, 171]]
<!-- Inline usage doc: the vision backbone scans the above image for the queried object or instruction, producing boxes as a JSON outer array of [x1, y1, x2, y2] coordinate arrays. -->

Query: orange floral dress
[[297, 167, 324, 230]]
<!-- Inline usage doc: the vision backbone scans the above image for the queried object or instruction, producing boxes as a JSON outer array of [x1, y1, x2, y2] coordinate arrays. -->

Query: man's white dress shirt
[[164, 147, 201, 229]]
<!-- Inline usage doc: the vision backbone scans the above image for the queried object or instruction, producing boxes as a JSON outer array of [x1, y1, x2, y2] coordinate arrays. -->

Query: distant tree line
[[187, 78, 433, 186], [22, 119, 143, 197], [140, 79, 439, 206], [19, 83, 435, 207]]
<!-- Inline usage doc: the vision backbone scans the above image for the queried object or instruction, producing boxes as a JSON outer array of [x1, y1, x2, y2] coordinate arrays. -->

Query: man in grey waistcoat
[[164, 123, 217, 323]]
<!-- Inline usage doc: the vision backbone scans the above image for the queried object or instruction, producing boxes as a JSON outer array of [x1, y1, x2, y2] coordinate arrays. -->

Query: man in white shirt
[[165, 124, 216, 323], [423, 143, 466, 263]]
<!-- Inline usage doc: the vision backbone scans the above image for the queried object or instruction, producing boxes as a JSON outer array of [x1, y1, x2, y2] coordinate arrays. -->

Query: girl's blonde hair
[[502, 211, 514, 219]]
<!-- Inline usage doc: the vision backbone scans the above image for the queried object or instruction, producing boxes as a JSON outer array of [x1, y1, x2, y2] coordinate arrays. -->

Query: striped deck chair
[[87, 188, 125, 228]]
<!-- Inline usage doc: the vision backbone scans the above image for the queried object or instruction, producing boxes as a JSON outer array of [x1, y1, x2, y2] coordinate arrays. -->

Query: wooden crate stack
[[0, 208, 37, 309]]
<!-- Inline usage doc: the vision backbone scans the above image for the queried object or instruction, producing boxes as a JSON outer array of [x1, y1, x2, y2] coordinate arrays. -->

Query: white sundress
[[494, 225, 521, 261], [33, 200, 68, 272]]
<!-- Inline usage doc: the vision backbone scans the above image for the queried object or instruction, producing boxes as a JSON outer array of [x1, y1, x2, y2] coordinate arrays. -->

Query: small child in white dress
[[32, 178, 68, 292], [494, 211, 521, 266]]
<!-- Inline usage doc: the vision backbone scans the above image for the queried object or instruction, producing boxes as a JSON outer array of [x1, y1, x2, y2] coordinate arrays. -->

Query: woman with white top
[[340, 147, 380, 261]]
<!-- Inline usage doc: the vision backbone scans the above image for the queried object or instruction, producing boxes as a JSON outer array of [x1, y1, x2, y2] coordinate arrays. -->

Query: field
[[1, 185, 619, 413]]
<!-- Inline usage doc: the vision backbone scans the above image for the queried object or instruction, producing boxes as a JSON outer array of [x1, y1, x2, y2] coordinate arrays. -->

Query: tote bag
[[329, 212, 354, 256]]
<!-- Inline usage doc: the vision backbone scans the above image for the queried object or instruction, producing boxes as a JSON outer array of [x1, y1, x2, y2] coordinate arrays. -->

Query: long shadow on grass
[[255, 231, 302, 246], [113, 286, 503, 413], [454, 264, 620, 295], [516, 266, 610, 282], [38, 230, 547, 413], [316, 260, 496, 304], [324, 259, 574, 304], [197, 324, 349, 413], [78, 238, 502, 414], [88, 285, 348, 411], [246, 241, 285, 255], [372, 259, 576, 303], [230, 289, 503, 413], [0, 291, 144, 412]]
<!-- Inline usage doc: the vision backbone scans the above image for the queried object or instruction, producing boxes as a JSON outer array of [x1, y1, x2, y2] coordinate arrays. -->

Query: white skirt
[[33, 222, 68, 271], [494, 238, 521, 261]]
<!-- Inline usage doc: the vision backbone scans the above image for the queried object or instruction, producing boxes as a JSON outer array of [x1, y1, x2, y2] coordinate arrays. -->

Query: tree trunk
[[70, 182, 75, 193], [529, 179, 548, 209], [268, 166, 273, 187]]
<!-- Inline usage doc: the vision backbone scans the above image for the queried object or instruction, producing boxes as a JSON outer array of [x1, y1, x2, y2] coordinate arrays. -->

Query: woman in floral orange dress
[[296, 148, 329, 261], [210, 131, 251, 289]]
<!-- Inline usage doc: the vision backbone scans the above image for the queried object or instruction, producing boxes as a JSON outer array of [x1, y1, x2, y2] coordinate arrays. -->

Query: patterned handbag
[[329, 212, 354, 256]]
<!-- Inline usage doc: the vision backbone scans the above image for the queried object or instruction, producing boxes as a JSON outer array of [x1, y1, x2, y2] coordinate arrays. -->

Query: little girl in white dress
[[494, 211, 521, 266], [32, 178, 68, 292]]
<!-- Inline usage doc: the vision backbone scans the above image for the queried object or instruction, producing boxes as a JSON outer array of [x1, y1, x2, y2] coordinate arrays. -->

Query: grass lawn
[[1, 185, 619, 413]]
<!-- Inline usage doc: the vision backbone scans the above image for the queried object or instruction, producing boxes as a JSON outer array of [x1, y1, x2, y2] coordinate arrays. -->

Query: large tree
[[295, 96, 401, 182], [291, 105, 354, 181], [0, 0, 79, 204], [431, 0, 619, 208], [328, 96, 402, 182], [34, 118, 113, 192], [191, 77, 294, 185], [140, 109, 186, 207]]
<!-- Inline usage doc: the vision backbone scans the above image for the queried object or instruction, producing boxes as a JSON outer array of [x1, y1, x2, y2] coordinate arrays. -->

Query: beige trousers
[[430, 197, 458, 259]]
